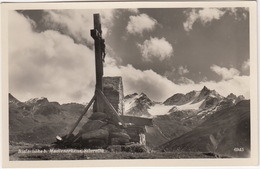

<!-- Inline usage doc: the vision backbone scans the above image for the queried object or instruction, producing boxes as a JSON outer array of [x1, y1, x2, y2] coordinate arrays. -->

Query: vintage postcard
[[1, 1, 258, 167]]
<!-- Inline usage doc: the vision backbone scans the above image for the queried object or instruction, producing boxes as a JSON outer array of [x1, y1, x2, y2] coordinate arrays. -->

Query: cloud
[[137, 37, 173, 61], [183, 8, 249, 32], [176, 77, 194, 85], [104, 63, 178, 101], [9, 10, 250, 104], [210, 65, 240, 80], [126, 13, 157, 35], [242, 59, 250, 73], [178, 66, 189, 75], [164, 65, 189, 77], [164, 66, 192, 84], [41, 9, 115, 45], [105, 58, 249, 101], [9, 11, 96, 103], [201, 75, 249, 99], [227, 7, 249, 21], [183, 8, 225, 32]]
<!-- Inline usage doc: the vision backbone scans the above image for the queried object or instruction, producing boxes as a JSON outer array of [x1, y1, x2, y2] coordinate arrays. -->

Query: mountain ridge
[[9, 94, 89, 144], [124, 86, 245, 118]]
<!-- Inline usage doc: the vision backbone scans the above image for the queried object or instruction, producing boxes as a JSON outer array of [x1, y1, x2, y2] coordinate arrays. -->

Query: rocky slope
[[159, 100, 250, 158], [9, 93, 89, 144], [124, 93, 154, 117]]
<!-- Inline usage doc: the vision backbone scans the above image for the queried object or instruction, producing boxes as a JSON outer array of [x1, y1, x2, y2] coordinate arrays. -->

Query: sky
[[8, 8, 250, 104]]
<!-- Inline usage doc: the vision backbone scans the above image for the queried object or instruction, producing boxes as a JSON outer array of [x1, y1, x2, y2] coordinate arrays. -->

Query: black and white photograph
[[1, 1, 258, 167]]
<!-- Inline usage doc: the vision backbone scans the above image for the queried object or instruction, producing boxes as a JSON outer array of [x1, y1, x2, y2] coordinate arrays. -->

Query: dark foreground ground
[[9, 143, 226, 161]]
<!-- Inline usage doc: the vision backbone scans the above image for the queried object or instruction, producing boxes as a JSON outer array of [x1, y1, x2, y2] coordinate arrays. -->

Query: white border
[[1, 1, 258, 168]]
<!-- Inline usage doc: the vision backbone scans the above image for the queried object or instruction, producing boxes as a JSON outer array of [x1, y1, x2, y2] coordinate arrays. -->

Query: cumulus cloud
[[9, 11, 96, 103], [104, 58, 249, 101], [202, 75, 249, 99], [104, 63, 178, 101], [9, 10, 250, 104], [41, 9, 115, 45], [137, 37, 173, 61], [183, 8, 249, 32], [210, 65, 240, 80], [126, 13, 157, 35], [183, 8, 225, 32]]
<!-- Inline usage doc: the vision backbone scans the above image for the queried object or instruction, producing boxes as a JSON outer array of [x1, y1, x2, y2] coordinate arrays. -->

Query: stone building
[[103, 76, 124, 115]]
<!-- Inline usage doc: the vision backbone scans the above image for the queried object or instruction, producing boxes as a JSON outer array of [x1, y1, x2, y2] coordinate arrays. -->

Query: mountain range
[[8, 86, 250, 157], [9, 93, 89, 144], [123, 86, 250, 157], [124, 86, 245, 118]]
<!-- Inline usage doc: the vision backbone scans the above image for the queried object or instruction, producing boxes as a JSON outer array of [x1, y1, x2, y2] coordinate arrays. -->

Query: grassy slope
[[145, 125, 169, 148]]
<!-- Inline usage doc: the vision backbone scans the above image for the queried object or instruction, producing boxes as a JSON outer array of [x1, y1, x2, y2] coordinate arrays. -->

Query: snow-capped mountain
[[163, 90, 200, 106], [124, 93, 154, 117], [164, 86, 224, 110], [124, 86, 245, 118]]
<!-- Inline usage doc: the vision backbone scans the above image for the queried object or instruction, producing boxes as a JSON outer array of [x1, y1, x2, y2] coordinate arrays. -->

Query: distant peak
[[124, 93, 138, 99], [237, 95, 245, 99], [202, 86, 210, 91], [140, 92, 147, 96], [9, 93, 22, 104], [138, 93, 150, 100], [26, 97, 49, 104], [227, 93, 236, 97], [9, 93, 15, 98]]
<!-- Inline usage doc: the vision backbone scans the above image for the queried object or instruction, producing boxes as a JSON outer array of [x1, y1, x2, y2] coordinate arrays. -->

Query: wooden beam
[[91, 13, 104, 113], [96, 89, 126, 128], [66, 94, 96, 139]]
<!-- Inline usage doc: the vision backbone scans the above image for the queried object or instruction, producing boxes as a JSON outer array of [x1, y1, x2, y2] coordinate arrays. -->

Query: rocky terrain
[[159, 100, 250, 158], [9, 93, 88, 144]]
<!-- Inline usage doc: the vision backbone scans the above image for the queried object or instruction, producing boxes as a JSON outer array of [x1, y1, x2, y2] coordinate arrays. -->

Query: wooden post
[[91, 14, 104, 113], [96, 89, 126, 128], [66, 95, 96, 139], [63, 14, 126, 142]]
